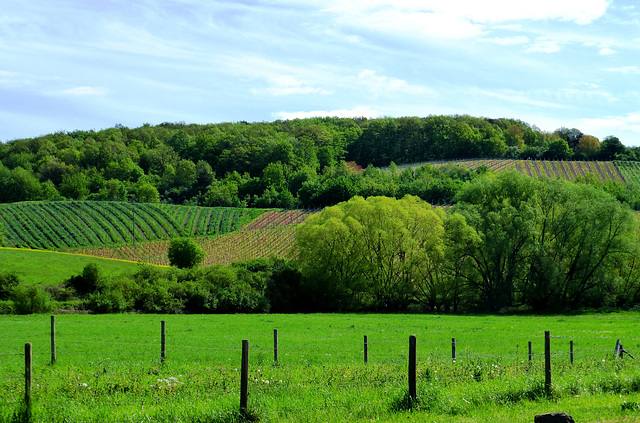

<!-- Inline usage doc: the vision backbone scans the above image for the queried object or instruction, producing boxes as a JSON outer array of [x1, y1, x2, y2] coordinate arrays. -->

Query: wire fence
[[1, 316, 638, 421]]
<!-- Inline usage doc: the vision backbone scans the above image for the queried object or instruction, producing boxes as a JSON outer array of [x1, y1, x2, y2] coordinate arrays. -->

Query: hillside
[[395, 159, 626, 184], [68, 209, 313, 266], [0, 201, 263, 249], [0, 248, 157, 285]]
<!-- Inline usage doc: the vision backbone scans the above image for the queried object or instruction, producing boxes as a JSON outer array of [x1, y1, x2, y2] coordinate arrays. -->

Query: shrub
[[11, 285, 54, 314], [66, 263, 102, 296], [168, 238, 205, 269], [0, 271, 20, 300]]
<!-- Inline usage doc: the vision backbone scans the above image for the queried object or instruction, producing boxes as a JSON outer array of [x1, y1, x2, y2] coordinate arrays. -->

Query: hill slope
[[68, 209, 313, 266], [398, 159, 625, 184], [0, 201, 264, 250]]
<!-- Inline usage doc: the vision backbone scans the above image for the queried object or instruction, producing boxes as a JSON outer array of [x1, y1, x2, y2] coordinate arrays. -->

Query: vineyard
[[615, 160, 640, 186], [398, 159, 626, 184], [0, 201, 263, 250], [68, 209, 315, 266]]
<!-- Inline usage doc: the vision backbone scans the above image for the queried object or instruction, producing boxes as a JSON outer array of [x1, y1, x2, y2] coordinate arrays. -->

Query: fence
[[1, 316, 636, 422]]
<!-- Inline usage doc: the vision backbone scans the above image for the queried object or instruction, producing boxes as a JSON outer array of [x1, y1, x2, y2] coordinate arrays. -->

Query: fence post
[[528, 341, 532, 362], [452, 338, 456, 362], [161, 321, 166, 364], [364, 335, 368, 364], [25, 343, 32, 422], [273, 329, 278, 364], [545, 331, 551, 397], [240, 339, 250, 418], [50, 315, 56, 366], [408, 335, 417, 404], [570, 340, 574, 365]]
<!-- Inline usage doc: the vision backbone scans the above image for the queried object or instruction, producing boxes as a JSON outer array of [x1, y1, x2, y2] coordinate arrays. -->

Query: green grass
[[0, 248, 157, 286], [1, 313, 640, 422]]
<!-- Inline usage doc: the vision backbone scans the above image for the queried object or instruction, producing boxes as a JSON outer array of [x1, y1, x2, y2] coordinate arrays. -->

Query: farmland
[[66, 209, 313, 266], [0, 202, 313, 265], [1, 312, 640, 422], [397, 159, 626, 184], [0, 202, 263, 250]]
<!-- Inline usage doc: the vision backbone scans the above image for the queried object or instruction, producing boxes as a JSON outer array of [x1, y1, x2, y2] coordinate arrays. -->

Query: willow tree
[[295, 195, 451, 311]]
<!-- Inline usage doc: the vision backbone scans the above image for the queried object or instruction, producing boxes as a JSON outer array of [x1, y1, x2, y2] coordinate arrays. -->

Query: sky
[[2, 0, 640, 146]]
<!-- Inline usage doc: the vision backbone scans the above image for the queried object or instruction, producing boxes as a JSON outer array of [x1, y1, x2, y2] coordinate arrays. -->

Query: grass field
[[1, 312, 640, 422], [0, 248, 157, 286]]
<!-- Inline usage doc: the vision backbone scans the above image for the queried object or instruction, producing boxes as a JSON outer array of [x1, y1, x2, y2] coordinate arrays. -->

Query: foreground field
[[1, 313, 640, 422]]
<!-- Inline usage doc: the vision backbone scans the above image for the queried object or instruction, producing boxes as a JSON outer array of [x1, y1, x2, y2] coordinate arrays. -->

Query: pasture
[[1, 312, 640, 422], [0, 248, 152, 286]]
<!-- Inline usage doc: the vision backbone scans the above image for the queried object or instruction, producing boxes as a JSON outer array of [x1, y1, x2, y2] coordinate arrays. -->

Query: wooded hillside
[[0, 116, 635, 209]]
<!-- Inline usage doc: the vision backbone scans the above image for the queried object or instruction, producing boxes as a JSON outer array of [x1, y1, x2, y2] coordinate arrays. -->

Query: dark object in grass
[[534, 412, 575, 423]]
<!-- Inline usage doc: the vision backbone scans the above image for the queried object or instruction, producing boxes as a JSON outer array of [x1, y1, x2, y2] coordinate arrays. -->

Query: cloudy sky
[[2, 0, 640, 145]]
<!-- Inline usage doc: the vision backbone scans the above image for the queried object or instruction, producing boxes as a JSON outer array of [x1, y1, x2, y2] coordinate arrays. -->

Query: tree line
[[0, 116, 635, 209], [2, 171, 640, 314]]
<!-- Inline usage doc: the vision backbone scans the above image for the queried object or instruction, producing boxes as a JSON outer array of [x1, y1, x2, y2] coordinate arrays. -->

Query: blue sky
[[2, 0, 640, 146]]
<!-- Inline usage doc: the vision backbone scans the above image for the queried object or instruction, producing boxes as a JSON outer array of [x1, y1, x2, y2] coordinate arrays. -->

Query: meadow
[[1, 312, 640, 422], [0, 248, 154, 286]]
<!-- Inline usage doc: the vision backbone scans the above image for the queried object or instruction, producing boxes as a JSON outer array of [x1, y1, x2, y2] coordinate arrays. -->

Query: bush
[[168, 238, 205, 269], [66, 263, 102, 296], [11, 285, 55, 314], [0, 272, 20, 300]]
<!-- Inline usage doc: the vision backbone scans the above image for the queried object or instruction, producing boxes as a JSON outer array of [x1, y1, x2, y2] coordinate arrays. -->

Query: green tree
[[0, 271, 20, 300], [60, 172, 90, 200], [296, 195, 447, 311], [454, 171, 539, 311], [168, 238, 205, 269]]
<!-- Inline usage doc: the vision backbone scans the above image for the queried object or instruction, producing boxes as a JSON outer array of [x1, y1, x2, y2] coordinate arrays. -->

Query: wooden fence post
[[528, 341, 532, 362], [545, 331, 551, 397], [570, 340, 574, 365], [161, 321, 166, 364], [273, 329, 278, 364], [452, 338, 456, 362], [25, 343, 32, 422], [364, 335, 368, 364], [240, 339, 249, 418], [50, 315, 56, 366], [408, 335, 417, 404]]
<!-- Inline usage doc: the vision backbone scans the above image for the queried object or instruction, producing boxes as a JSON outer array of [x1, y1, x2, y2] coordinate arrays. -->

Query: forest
[[0, 116, 635, 209]]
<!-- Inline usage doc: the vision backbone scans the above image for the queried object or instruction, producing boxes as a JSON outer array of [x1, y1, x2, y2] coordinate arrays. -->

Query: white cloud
[[356, 70, 436, 97], [527, 40, 562, 53], [313, 0, 610, 41], [250, 74, 333, 97], [603, 66, 640, 74], [599, 47, 616, 55], [319, 0, 609, 24], [482, 36, 529, 46], [273, 106, 380, 120], [470, 88, 566, 109], [59, 86, 109, 97], [579, 112, 640, 136]]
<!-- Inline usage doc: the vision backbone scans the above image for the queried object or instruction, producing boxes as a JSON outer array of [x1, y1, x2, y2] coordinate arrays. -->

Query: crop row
[[242, 210, 314, 231], [615, 161, 640, 185], [0, 202, 266, 251], [70, 216, 309, 266]]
